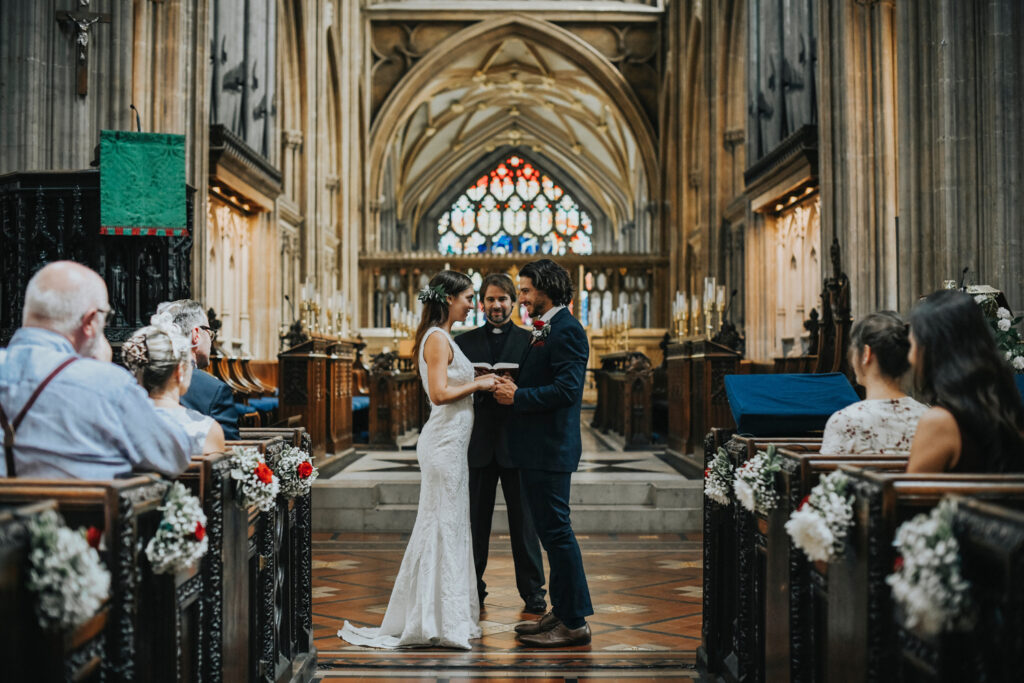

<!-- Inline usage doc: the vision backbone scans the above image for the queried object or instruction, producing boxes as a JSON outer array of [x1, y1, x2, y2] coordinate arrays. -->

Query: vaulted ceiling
[[368, 17, 658, 248]]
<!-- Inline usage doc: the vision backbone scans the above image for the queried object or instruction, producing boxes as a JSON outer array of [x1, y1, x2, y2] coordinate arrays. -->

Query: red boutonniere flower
[[255, 462, 274, 484], [531, 319, 552, 346], [297, 461, 314, 479], [86, 526, 102, 549], [194, 521, 206, 542]]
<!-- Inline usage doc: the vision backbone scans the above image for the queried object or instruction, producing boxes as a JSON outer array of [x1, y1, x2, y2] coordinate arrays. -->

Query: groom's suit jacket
[[455, 323, 531, 468], [507, 308, 589, 472]]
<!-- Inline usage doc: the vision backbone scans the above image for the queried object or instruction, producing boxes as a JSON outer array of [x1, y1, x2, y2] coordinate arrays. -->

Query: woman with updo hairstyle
[[907, 289, 1024, 473], [122, 316, 225, 456], [820, 312, 928, 455]]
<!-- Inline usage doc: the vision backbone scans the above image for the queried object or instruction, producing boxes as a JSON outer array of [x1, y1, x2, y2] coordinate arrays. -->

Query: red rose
[[893, 555, 904, 572], [194, 521, 206, 542], [798, 494, 811, 511], [704, 467, 711, 478], [86, 526, 102, 549], [255, 462, 274, 484], [533, 320, 546, 329], [297, 461, 313, 479]]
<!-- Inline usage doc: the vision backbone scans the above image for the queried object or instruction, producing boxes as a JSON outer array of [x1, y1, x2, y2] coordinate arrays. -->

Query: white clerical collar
[[538, 305, 566, 323]]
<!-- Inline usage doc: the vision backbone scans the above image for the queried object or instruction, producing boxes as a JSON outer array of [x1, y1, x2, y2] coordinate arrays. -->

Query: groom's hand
[[494, 377, 517, 405]]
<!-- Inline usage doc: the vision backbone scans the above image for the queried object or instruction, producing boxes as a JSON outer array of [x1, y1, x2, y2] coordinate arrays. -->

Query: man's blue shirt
[[0, 327, 191, 479]]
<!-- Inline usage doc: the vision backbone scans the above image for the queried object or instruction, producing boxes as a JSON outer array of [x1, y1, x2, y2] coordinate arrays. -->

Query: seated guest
[[820, 312, 927, 455], [0, 261, 190, 479], [122, 320, 225, 457], [907, 289, 1024, 473], [157, 299, 240, 440]]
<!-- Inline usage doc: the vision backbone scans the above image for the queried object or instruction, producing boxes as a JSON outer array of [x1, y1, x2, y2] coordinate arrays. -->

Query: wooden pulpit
[[326, 339, 356, 456]]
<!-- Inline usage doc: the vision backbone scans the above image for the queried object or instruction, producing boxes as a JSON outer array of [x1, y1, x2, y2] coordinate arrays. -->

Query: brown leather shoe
[[517, 622, 591, 647], [514, 610, 560, 635]]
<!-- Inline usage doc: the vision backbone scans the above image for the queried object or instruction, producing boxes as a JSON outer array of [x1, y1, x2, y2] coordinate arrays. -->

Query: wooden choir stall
[[278, 335, 357, 460]]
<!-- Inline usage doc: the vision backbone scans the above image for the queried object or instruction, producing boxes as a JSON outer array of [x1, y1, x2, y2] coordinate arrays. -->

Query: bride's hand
[[476, 373, 498, 392]]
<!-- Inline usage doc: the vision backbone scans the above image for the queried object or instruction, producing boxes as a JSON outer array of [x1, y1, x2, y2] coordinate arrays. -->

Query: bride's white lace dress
[[338, 327, 482, 649]]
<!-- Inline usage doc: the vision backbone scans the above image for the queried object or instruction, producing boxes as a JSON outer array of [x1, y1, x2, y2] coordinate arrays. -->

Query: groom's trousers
[[520, 468, 594, 623]]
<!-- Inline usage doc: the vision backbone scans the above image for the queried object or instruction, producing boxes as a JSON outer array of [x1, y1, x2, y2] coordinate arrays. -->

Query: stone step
[[311, 479, 703, 533]]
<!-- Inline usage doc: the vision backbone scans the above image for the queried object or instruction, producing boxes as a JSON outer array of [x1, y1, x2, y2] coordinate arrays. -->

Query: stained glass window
[[437, 155, 594, 256]]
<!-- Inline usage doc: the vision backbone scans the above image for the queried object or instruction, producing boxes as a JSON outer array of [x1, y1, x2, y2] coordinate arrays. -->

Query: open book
[[472, 362, 519, 379]]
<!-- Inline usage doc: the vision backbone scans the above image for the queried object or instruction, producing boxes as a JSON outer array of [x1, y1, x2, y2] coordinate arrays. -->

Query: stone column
[[897, 0, 1024, 310], [818, 0, 898, 316]]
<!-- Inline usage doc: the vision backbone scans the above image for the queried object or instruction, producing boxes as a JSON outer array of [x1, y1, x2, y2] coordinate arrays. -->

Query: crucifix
[[55, 0, 111, 97]]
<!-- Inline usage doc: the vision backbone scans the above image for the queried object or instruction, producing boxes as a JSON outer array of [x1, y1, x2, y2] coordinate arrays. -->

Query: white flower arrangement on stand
[[26, 509, 111, 631], [229, 446, 280, 511], [704, 447, 734, 506], [974, 295, 1024, 371], [886, 499, 975, 636], [145, 482, 209, 575], [273, 446, 319, 499], [784, 470, 855, 563], [733, 444, 781, 514]]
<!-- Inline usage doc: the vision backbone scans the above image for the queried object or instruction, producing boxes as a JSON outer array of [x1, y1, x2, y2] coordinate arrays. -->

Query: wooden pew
[[826, 470, 1024, 683], [591, 351, 655, 449], [699, 434, 822, 682], [0, 476, 198, 683], [0, 499, 108, 683], [225, 436, 316, 682], [893, 496, 1024, 682], [768, 449, 909, 683], [368, 355, 426, 448]]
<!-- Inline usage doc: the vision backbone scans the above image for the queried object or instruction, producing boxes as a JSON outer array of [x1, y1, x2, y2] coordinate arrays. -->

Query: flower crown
[[417, 283, 447, 305]]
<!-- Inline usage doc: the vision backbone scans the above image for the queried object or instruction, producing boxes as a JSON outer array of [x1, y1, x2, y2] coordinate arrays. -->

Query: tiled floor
[[311, 532, 702, 680]]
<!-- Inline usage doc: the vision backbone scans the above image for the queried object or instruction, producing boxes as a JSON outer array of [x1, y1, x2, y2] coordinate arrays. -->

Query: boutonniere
[[531, 319, 552, 347]]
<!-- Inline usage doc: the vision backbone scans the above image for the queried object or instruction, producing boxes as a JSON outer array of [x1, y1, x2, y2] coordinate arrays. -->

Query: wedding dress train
[[339, 327, 482, 649]]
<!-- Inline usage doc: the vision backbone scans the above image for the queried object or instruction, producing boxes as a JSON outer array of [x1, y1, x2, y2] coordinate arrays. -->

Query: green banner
[[100, 130, 187, 236]]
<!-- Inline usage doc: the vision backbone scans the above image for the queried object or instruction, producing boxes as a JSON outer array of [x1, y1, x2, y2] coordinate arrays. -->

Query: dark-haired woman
[[907, 289, 1024, 473], [340, 270, 496, 650], [820, 312, 927, 455]]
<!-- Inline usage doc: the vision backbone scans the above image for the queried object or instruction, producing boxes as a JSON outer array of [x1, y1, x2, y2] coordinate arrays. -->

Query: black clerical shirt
[[486, 320, 512, 360]]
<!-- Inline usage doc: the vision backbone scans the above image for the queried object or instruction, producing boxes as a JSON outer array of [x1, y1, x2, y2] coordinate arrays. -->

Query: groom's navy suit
[[507, 307, 593, 624]]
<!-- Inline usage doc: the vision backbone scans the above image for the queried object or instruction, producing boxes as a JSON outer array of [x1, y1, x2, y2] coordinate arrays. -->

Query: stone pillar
[[897, 0, 1024, 310], [818, 0, 898, 316]]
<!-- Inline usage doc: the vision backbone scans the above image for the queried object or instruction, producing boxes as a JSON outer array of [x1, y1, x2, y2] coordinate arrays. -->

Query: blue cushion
[[234, 402, 252, 415], [248, 397, 279, 412], [1016, 375, 1024, 399], [724, 373, 860, 436], [352, 396, 370, 411]]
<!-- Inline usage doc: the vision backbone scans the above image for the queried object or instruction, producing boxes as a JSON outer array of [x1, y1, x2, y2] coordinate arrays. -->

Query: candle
[[717, 285, 726, 309]]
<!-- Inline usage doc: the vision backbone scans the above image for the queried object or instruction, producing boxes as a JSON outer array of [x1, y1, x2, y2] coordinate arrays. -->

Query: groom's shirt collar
[[538, 305, 565, 324]]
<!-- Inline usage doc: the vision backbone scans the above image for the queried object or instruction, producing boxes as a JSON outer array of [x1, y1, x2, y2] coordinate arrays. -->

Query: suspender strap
[[1, 356, 78, 478]]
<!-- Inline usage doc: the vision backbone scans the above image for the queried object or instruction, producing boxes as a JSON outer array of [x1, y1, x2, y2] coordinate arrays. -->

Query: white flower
[[998, 318, 1011, 331], [145, 482, 208, 575], [272, 446, 319, 499], [229, 446, 280, 511], [975, 295, 989, 304], [1006, 350, 1014, 360], [704, 447, 735, 506], [734, 478, 755, 511], [997, 307, 1012, 320], [1013, 356, 1024, 371], [26, 510, 110, 631], [785, 508, 835, 562]]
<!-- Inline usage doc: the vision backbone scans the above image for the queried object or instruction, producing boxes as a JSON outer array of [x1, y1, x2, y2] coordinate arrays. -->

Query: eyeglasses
[[199, 325, 218, 342]]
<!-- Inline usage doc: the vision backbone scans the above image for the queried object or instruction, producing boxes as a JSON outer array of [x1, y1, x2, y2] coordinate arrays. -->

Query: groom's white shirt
[[538, 305, 565, 324]]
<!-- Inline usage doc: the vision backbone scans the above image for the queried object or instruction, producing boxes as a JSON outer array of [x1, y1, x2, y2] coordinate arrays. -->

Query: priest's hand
[[494, 377, 517, 405]]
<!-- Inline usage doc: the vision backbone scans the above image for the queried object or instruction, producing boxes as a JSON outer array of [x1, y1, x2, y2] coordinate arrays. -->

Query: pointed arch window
[[437, 155, 594, 256]]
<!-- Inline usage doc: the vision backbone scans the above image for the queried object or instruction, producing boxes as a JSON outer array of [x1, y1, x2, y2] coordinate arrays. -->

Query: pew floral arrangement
[[704, 447, 734, 506], [974, 294, 1024, 371], [26, 509, 111, 631], [145, 482, 209, 575], [784, 470, 855, 563], [272, 446, 319, 499], [733, 445, 781, 514], [886, 499, 975, 636], [229, 446, 281, 512]]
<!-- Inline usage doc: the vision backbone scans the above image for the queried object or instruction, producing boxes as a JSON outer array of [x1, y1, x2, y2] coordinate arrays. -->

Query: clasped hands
[[475, 373, 517, 405]]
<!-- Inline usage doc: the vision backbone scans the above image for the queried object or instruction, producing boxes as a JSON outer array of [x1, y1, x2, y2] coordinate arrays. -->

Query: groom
[[495, 258, 593, 647]]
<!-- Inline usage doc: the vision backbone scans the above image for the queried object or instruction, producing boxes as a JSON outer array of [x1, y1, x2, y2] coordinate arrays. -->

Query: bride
[[339, 270, 498, 649]]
